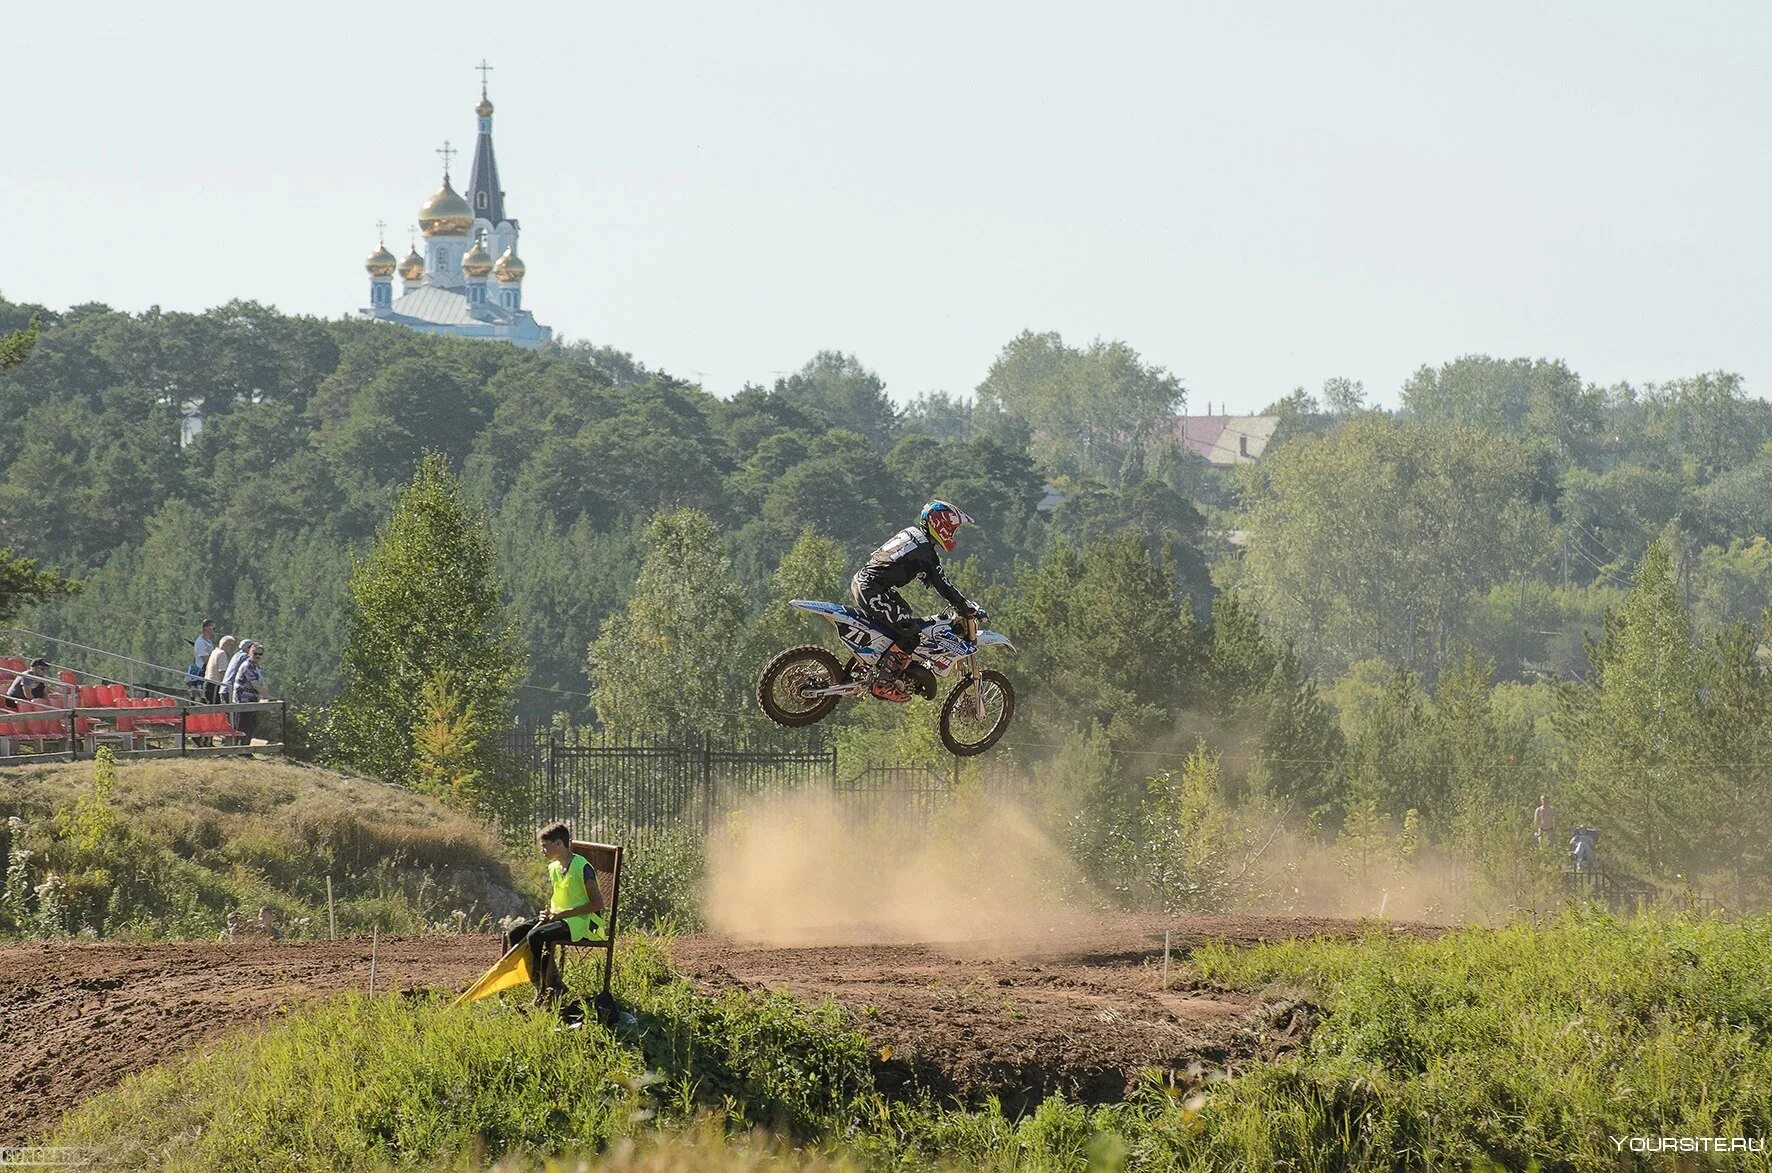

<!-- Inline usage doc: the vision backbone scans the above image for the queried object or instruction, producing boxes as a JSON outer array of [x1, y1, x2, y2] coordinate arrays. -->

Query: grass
[[0, 757, 533, 938], [45, 913, 1772, 1171]]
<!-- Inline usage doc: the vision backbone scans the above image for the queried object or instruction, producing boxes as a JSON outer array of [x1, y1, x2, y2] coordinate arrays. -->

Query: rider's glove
[[969, 605, 988, 624]]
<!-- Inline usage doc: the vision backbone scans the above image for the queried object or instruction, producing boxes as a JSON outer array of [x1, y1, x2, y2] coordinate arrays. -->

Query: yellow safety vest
[[548, 854, 605, 942]]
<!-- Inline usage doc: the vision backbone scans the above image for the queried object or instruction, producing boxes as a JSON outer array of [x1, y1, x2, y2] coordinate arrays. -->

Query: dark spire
[[468, 65, 506, 224]]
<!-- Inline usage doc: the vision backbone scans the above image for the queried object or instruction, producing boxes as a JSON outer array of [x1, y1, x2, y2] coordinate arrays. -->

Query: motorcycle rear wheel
[[757, 645, 845, 726], [938, 669, 1015, 756]]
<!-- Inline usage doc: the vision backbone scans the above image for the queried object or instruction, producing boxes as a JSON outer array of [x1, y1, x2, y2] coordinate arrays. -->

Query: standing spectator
[[3, 658, 51, 709], [221, 639, 255, 701], [188, 619, 218, 699], [233, 642, 267, 743], [203, 635, 236, 706], [1533, 794, 1557, 850]]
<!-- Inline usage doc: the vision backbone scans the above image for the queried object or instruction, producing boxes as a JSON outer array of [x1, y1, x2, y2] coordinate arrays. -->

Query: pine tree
[[327, 455, 521, 813], [1254, 646, 1346, 817]]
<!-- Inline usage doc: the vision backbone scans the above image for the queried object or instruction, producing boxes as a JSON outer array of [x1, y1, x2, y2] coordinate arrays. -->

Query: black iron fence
[[504, 724, 1010, 843]]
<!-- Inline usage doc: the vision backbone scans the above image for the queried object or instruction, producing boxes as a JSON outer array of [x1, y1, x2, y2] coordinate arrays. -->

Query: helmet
[[919, 500, 973, 552]]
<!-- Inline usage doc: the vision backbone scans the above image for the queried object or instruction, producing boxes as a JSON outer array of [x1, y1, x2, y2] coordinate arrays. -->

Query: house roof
[[1173, 415, 1279, 466]]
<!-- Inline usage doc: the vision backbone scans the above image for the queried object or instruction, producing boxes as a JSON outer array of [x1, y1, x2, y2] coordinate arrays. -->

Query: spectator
[[219, 909, 240, 943], [203, 635, 236, 706], [1533, 794, 1557, 849], [1570, 825, 1597, 874], [187, 619, 218, 699], [3, 658, 52, 710], [233, 642, 267, 743], [220, 639, 255, 701]]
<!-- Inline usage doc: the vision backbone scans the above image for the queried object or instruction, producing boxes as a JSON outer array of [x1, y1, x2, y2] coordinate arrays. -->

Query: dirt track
[[0, 916, 1431, 1143]]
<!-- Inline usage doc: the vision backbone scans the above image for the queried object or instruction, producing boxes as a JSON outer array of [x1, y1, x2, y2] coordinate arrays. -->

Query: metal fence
[[504, 725, 1003, 843]]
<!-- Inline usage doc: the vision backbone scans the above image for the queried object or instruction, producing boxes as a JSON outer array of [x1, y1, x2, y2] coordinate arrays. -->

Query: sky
[[9, 1, 1770, 414]]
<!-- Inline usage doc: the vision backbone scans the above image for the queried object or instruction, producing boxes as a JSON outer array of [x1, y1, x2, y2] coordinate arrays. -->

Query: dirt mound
[[0, 936, 491, 1144], [669, 913, 1430, 1112]]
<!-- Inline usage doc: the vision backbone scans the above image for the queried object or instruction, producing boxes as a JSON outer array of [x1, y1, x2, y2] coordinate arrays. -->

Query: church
[[360, 68, 552, 347]]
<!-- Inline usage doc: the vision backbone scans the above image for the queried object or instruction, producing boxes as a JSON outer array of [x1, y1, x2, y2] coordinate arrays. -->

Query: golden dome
[[476, 96, 494, 117], [397, 245, 425, 281], [418, 177, 473, 237], [494, 245, 526, 282], [461, 237, 494, 278], [365, 242, 397, 279]]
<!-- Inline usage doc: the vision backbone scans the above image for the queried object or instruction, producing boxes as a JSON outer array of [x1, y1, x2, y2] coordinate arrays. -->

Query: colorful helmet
[[919, 500, 973, 552]]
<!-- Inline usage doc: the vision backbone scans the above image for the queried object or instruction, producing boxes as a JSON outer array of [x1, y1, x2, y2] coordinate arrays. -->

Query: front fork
[[964, 615, 986, 720]]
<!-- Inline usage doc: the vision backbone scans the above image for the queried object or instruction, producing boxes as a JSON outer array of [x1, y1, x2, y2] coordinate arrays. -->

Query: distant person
[[3, 658, 51, 710], [219, 909, 240, 943], [188, 619, 218, 699], [220, 639, 254, 702], [233, 643, 267, 742], [1533, 795, 1557, 850], [203, 635, 236, 706], [1570, 825, 1597, 874], [503, 822, 605, 1009]]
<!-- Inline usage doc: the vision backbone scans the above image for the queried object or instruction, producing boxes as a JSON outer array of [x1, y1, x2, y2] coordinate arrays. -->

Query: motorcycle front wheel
[[756, 645, 845, 726], [938, 669, 1015, 756]]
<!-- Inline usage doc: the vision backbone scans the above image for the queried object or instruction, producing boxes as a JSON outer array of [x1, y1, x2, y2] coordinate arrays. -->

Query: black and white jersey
[[853, 525, 970, 612]]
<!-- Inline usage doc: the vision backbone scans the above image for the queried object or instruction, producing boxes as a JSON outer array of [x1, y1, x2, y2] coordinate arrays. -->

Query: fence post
[[546, 727, 561, 823], [700, 731, 712, 836]]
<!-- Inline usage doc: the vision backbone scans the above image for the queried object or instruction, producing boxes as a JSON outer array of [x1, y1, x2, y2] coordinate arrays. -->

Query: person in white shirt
[[204, 636, 236, 706]]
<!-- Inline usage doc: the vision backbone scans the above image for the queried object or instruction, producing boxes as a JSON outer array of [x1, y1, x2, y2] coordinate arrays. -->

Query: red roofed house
[[1173, 414, 1279, 467]]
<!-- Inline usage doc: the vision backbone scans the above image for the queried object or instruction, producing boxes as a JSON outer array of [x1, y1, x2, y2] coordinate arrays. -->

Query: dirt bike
[[755, 600, 1016, 756]]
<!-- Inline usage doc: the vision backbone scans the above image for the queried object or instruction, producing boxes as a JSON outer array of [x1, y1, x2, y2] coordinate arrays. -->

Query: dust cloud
[[703, 793, 1093, 946]]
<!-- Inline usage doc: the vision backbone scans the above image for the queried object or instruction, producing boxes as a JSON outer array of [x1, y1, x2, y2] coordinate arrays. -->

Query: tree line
[[2, 296, 1769, 904]]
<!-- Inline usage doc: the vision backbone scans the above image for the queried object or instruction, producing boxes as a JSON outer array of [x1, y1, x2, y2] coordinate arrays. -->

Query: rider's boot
[[870, 645, 915, 702]]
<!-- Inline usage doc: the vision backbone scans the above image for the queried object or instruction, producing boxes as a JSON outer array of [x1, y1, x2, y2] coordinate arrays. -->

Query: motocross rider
[[851, 501, 985, 696]]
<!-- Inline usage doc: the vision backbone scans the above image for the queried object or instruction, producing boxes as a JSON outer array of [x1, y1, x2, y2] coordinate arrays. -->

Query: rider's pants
[[850, 576, 920, 653]]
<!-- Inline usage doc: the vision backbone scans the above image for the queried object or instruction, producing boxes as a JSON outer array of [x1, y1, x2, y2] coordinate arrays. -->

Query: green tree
[[0, 548, 82, 626], [976, 331, 1183, 486], [0, 315, 37, 371], [328, 455, 521, 813], [1237, 414, 1545, 676], [587, 509, 752, 738], [752, 527, 849, 656], [1560, 540, 1706, 882], [1010, 533, 1202, 740], [772, 352, 900, 451], [1251, 647, 1347, 817]]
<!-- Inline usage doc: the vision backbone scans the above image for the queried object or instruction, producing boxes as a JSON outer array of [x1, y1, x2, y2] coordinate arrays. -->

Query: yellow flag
[[450, 943, 533, 1008]]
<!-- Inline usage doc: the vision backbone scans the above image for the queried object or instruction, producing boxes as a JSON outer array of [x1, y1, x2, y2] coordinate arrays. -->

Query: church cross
[[436, 140, 457, 177], [476, 59, 494, 96], [374, 219, 388, 242]]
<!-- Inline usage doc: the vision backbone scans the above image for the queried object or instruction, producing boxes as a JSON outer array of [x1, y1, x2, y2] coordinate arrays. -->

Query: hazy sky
[[10, 2, 1769, 413]]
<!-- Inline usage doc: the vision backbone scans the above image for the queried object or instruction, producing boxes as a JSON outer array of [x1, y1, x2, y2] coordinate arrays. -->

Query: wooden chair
[[548, 841, 624, 1006]]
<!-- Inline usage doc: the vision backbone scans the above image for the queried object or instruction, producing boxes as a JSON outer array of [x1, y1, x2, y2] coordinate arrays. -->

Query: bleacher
[[0, 644, 284, 765]]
